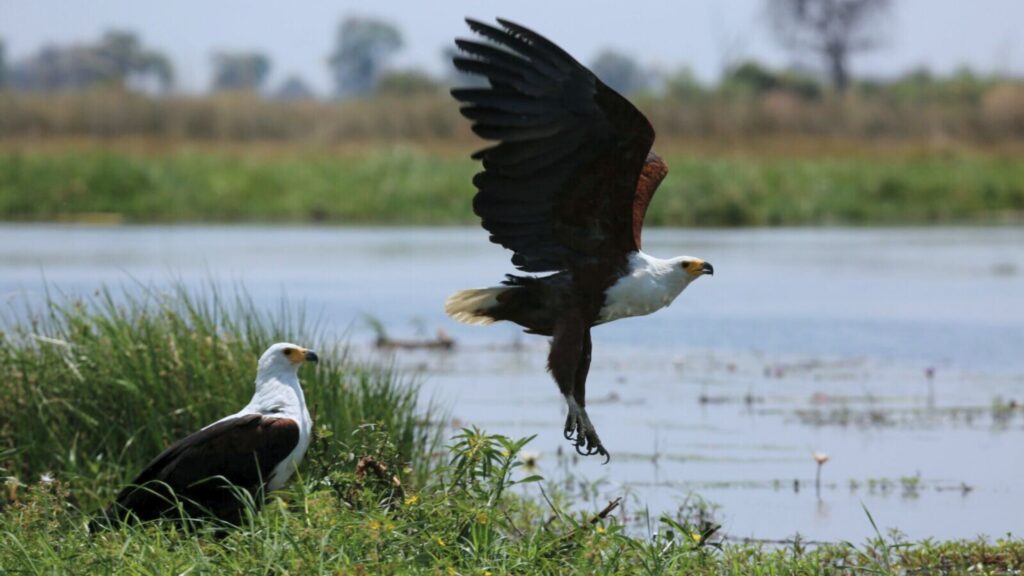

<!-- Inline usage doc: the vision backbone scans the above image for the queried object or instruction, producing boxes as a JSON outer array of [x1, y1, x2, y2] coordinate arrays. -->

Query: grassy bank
[[0, 285, 441, 509], [4, 429, 1024, 574], [2, 288, 1023, 573], [1, 141, 1023, 226]]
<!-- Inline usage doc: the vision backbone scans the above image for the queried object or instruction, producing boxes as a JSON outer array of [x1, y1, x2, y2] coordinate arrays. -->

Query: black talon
[[563, 403, 611, 461]]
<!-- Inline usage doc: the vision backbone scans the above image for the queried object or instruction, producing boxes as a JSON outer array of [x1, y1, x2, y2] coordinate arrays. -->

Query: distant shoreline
[[1, 140, 1022, 227]]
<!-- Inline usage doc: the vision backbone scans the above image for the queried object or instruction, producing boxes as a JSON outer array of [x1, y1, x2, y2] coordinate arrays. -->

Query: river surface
[[2, 224, 1023, 542]]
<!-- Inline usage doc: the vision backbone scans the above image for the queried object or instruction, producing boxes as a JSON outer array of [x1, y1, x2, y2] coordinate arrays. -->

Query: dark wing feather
[[453, 18, 659, 272], [108, 414, 299, 523]]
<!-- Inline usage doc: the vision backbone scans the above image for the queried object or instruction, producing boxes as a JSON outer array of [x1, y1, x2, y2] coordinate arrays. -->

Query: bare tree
[[767, 0, 892, 92]]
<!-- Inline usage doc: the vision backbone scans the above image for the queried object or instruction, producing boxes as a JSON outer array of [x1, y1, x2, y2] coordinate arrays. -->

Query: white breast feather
[[599, 251, 693, 323]]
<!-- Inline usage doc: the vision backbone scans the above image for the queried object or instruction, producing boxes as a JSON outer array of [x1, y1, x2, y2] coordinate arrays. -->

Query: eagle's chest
[[267, 407, 311, 491], [597, 270, 683, 324]]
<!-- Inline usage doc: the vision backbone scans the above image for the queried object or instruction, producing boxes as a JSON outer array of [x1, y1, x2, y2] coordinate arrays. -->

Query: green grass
[[0, 146, 474, 225], [4, 427, 1024, 574], [2, 288, 1024, 573], [0, 284, 441, 510], [1, 144, 1023, 226]]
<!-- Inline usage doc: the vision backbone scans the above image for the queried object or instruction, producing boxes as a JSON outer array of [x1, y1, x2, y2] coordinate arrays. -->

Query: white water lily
[[813, 452, 830, 498]]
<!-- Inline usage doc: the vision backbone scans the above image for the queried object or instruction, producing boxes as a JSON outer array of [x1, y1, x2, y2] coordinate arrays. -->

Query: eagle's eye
[[282, 347, 294, 357], [681, 261, 691, 269]]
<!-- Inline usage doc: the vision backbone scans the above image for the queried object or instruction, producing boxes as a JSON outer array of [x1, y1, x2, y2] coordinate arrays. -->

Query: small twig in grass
[[537, 495, 624, 557], [589, 497, 622, 525], [538, 484, 563, 528], [502, 509, 526, 539], [557, 497, 623, 542]]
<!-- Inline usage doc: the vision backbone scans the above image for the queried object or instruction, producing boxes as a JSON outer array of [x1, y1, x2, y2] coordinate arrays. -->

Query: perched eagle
[[97, 343, 317, 526], [445, 19, 714, 461]]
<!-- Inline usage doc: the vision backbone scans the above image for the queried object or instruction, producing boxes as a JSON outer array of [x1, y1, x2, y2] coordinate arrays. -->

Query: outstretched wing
[[452, 18, 662, 272], [109, 414, 299, 521]]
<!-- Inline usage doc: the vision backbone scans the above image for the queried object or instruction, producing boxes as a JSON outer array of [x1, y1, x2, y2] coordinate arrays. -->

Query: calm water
[[3, 224, 1024, 542]]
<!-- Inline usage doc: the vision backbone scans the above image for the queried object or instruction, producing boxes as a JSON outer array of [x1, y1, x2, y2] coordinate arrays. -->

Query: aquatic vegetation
[[794, 402, 1021, 429]]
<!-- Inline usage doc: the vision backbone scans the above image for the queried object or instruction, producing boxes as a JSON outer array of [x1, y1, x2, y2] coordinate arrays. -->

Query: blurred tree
[[778, 70, 822, 100], [725, 61, 780, 94], [98, 32, 141, 81], [767, 0, 892, 92], [665, 67, 705, 102], [590, 49, 650, 95], [943, 67, 991, 105], [328, 16, 403, 98], [0, 39, 6, 89], [881, 66, 993, 106], [7, 30, 173, 92], [376, 69, 440, 96], [98, 31, 174, 91], [274, 75, 315, 101], [721, 60, 823, 100], [139, 53, 174, 92], [211, 52, 270, 92]]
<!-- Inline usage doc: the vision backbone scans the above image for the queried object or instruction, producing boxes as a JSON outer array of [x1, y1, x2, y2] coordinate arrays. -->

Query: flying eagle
[[445, 19, 714, 461], [97, 343, 317, 525]]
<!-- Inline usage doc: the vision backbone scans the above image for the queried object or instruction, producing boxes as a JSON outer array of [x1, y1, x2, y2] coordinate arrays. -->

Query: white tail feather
[[444, 287, 507, 326]]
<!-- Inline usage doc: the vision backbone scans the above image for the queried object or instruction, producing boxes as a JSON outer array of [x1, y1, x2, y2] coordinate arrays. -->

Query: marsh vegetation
[[1, 290, 1022, 573]]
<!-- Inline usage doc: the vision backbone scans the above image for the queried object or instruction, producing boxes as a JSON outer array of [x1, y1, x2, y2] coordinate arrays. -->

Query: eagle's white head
[[670, 255, 715, 284], [257, 342, 319, 378], [649, 254, 713, 299]]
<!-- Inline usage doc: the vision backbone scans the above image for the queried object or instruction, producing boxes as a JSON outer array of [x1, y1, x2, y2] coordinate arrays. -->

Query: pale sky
[[0, 0, 1021, 94]]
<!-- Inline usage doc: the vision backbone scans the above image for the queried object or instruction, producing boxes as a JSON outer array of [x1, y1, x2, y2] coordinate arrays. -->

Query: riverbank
[[2, 286, 1023, 573]]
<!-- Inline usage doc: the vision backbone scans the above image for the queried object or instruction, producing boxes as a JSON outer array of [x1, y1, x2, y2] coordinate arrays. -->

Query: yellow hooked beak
[[684, 259, 715, 278], [285, 346, 319, 365]]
